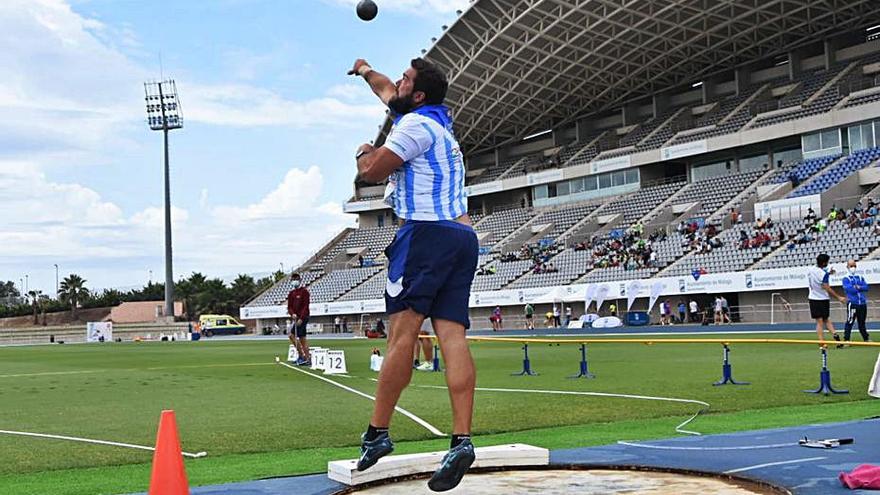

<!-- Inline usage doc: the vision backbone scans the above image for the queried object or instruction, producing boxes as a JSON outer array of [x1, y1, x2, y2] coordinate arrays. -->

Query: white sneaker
[[417, 361, 434, 371]]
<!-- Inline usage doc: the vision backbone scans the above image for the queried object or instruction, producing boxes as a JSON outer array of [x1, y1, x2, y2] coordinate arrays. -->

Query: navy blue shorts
[[294, 317, 309, 338], [385, 220, 478, 329]]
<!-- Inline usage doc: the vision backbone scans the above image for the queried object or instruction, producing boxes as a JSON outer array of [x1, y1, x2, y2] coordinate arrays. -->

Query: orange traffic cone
[[148, 410, 190, 495]]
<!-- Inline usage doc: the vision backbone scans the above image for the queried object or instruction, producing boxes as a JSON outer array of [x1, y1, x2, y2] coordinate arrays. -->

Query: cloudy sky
[[1, 0, 468, 294]]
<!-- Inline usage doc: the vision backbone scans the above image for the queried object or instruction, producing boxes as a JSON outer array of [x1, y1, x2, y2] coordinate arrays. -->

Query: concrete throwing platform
[[172, 418, 880, 495]]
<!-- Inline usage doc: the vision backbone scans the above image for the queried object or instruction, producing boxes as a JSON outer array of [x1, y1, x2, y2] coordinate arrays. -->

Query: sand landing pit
[[347, 468, 785, 495]]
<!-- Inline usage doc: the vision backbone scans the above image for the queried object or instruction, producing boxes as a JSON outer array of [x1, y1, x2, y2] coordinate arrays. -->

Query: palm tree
[[58, 274, 88, 319], [27, 290, 42, 325]]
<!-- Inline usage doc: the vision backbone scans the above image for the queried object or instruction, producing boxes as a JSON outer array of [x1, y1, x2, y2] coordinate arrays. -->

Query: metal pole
[[770, 292, 779, 325], [158, 82, 175, 319]]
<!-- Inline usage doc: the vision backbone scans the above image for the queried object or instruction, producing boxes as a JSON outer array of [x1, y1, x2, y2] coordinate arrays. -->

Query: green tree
[[58, 274, 88, 319], [0, 281, 19, 298], [230, 274, 257, 306], [27, 290, 42, 325]]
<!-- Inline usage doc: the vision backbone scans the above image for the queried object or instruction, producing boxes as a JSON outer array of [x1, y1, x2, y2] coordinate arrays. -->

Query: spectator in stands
[[287, 273, 311, 366], [755, 218, 766, 230], [828, 206, 838, 222], [688, 299, 700, 323], [359, 255, 365, 267], [847, 210, 861, 229], [776, 226, 786, 243], [788, 170, 800, 188], [524, 303, 534, 330], [807, 253, 846, 346], [350, 56, 479, 481], [805, 207, 817, 223], [739, 229, 749, 248]]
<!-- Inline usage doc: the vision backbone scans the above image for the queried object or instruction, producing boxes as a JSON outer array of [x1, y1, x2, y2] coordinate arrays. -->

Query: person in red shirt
[[287, 273, 311, 365]]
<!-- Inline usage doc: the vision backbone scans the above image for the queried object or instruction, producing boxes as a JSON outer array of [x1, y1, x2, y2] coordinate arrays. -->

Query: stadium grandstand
[[242, 0, 880, 332]]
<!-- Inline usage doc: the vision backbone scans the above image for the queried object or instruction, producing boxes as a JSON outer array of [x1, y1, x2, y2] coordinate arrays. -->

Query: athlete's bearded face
[[389, 66, 425, 115]]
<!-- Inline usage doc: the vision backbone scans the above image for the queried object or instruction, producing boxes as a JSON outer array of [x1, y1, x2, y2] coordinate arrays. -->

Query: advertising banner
[[86, 322, 113, 343]]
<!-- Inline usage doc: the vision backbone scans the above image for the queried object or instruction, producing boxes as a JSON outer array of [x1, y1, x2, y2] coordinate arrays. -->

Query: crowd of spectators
[[677, 220, 722, 254], [573, 222, 665, 271], [498, 241, 562, 274]]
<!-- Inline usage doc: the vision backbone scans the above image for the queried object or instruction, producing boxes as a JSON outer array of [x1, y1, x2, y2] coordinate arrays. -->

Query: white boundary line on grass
[[412, 384, 709, 436], [0, 429, 207, 458], [277, 361, 446, 437]]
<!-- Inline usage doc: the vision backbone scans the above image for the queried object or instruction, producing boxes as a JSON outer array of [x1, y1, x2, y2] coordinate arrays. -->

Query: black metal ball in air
[[357, 0, 378, 21]]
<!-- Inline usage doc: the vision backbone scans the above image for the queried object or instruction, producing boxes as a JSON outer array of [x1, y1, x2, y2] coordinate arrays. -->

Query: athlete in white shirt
[[349, 57, 477, 490], [807, 253, 845, 345]]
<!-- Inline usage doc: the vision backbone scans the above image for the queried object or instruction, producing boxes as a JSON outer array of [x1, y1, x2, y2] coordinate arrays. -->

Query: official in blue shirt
[[841, 259, 871, 343]]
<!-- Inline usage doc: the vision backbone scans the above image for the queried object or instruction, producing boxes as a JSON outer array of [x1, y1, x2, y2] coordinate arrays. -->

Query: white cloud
[[0, 1, 376, 291], [130, 206, 190, 230], [0, 160, 355, 291], [198, 188, 209, 209], [183, 83, 386, 128], [0, 161, 124, 228]]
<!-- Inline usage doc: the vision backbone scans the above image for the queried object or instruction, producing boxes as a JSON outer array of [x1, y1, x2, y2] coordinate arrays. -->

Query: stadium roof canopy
[[386, 0, 880, 155]]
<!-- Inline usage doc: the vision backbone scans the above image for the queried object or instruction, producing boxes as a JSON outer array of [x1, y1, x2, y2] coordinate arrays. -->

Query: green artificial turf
[[0, 334, 877, 494]]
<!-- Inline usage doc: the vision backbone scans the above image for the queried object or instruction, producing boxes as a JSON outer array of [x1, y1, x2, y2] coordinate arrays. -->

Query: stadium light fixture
[[143, 79, 183, 319]]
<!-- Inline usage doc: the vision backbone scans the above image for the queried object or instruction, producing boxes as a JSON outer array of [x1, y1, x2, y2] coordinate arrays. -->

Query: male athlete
[[807, 254, 845, 346], [286, 273, 311, 365], [349, 57, 478, 492]]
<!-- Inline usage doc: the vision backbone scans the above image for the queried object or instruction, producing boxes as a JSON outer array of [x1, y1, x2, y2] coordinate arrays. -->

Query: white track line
[[617, 441, 796, 451], [413, 384, 709, 436], [724, 456, 826, 474], [276, 361, 445, 437], [0, 429, 207, 458]]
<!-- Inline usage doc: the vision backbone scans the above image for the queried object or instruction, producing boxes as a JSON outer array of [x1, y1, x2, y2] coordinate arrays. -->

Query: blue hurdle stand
[[512, 343, 538, 376], [713, 344, 749, 386], [568, 343, 595, 379], [804, 347, 848, 395], [431, 344, 443, 372]]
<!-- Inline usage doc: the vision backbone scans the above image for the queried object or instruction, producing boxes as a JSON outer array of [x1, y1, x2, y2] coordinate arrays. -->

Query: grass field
[[0, 333, 878, 494]]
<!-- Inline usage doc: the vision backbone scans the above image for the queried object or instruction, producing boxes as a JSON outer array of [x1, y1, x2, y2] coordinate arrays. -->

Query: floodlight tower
[[144, 80, 183, 319]]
